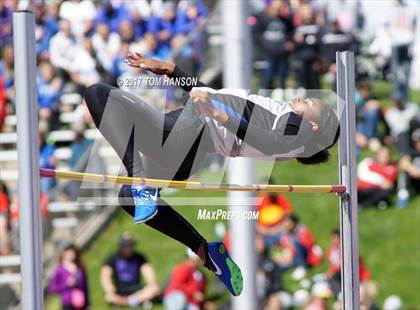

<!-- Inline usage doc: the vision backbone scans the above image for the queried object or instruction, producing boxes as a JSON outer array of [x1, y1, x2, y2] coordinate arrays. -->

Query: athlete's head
[[289, 97, 340, 165]]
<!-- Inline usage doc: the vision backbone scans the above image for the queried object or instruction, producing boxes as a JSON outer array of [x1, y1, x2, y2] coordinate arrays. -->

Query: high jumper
[[62, 53, 342, 297]]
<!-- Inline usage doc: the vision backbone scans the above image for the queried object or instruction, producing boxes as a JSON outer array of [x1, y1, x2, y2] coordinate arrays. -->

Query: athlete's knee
[[84, 83, 113, 123], [118, 184, 133, 205]]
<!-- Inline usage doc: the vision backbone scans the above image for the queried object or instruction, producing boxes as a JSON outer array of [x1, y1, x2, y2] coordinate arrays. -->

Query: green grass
[[45, 84, 420, 309]]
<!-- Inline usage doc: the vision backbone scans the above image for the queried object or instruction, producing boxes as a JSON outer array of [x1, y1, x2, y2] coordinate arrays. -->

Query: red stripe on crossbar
[[40, 168, 56, 178], [330, 185, 346, 193]]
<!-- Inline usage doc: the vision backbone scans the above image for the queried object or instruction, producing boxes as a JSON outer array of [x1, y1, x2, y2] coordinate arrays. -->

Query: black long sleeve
[[168, 66, 208, 91]]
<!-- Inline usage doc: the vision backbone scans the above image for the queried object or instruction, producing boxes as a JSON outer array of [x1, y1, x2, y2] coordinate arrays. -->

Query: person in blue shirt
[[38, 61, 63, 129], [39, 129, 57, 195], [175, 0, 207, 35], [111, 42, 131, 83], [148, 2, 177, 50], [354, 80, 381, 155], [174, 1, 207, 62], [64, 125, 93, 200], [95, 1, 133, 33], [36, 3, 60, 58], [143, 33, 170, 61], [0, 44, 14, 100]]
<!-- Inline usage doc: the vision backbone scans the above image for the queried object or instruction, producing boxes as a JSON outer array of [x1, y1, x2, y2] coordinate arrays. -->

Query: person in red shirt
[[0, 181, 11, 255], [164, 248, 208, 310], [327, 229, 371, 298], [357, 146, 398, 209]]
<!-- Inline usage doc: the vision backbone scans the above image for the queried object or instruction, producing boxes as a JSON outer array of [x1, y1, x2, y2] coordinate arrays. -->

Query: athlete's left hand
[[190, 90, 228, 124], [125, 53, 175, 76]]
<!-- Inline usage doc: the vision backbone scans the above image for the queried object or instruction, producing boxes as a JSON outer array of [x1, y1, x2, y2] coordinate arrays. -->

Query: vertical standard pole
[[13, 11, 44, 309], [336, 51, 360, 309], [222, 1, 257, 309]]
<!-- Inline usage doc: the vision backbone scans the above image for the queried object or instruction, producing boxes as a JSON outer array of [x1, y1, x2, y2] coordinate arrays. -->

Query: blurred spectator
[[164, 248, 208, 310], [256, 190, 293, 247], [275, 214, 322, 270], [91, 22, 121, 72], [59, 0, 96, 41], [95, 1, 132, 33], [327, 229, 371, 299], [118, 19, 136, 44], [172, 34, 199, 76], [41, 2, 60, 57], [49, 19, 78, 76], [0, 75, 7, 132], [0, 43, 14, 102], [357, 146, 398, 209], [148, 2, 177, 49], [355, 80, 382, 152], [143, 32, 170, 60], [292, 4, 322, 89], [125, 0, 152, 38], [399, 124, 420, 193], [360, 281, 379, 310], [0, 181, 11, 255], [49, 244, 89, 310], [100, 233, 160, 307], [255, 235, 284, 309], [304, 296, 328, 310], [0, 0, 12, 46], [387, 0, 416, 103], [39, 128, 57, 195], [64, 123, 93, 200], [320, 20, 355, 90], [111, 41, 131, 81], [368, 23, 392, 80], [34, 2, 59, 60], [175, 0, 207, 35], [384, 99, 419, 155], [37, 61, 63, 129], [68, 37, 101, 90], [253, 0, 294, 89]]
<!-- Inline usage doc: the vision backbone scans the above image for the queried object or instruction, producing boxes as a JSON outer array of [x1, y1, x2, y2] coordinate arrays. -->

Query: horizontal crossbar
[[40, 168, 346, 193]]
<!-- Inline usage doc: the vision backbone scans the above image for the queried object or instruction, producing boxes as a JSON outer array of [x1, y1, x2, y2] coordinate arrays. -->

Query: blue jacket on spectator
[[38, 80, 62, 110], [148, 16, 177, 42], [95, 3, 132, 33], [36, 18, 59, 55], [40, 143, 55, 170], [175, 0, 207, 35]]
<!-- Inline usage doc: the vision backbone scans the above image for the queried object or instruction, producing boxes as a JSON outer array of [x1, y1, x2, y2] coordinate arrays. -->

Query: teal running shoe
[[131, 185, 159, 223]]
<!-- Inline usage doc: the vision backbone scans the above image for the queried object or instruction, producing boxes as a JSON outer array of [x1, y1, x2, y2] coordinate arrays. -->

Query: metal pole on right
[[336, 51, 360, 309]]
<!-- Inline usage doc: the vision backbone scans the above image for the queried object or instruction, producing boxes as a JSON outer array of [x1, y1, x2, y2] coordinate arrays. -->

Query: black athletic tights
[[84, 83, 211, 253]]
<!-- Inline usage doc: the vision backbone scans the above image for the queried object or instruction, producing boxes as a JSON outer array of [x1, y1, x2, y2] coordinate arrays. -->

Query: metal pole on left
[[13, 10, 44, 309]]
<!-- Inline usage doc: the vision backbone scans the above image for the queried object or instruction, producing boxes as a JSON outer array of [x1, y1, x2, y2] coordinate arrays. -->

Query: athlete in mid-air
[[83, 54, 340, 296]]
